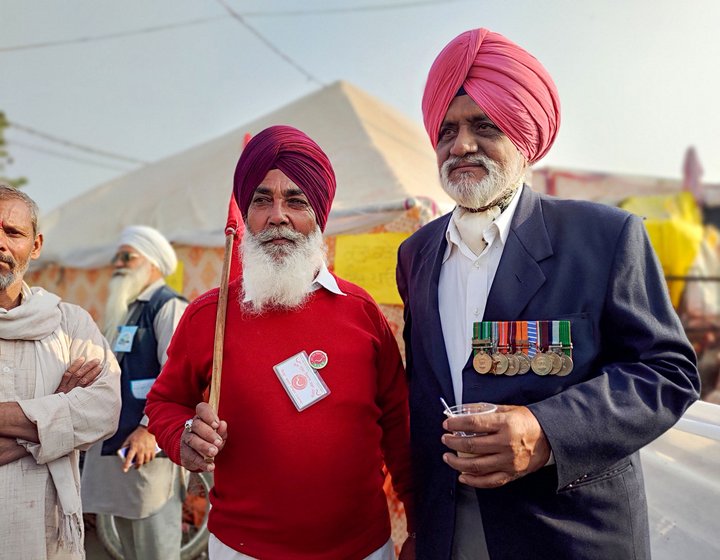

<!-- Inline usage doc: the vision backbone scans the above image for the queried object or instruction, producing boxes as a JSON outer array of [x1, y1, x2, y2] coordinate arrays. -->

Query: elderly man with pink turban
[[396, 29, 698, 559], [146, 125, 413, 560]]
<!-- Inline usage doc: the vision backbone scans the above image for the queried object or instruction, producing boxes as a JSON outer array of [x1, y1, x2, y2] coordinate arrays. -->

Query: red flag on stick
[[208, 133, 250, 415]]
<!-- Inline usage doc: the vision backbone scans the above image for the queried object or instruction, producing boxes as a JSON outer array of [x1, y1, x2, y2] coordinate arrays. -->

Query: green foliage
[[0, 111, 28, 188]]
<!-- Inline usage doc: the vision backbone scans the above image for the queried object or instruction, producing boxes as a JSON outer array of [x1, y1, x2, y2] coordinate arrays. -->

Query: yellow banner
[[620, 193, 703, 308], [334, 232, 410, 305], [165, 260, 184, 294]]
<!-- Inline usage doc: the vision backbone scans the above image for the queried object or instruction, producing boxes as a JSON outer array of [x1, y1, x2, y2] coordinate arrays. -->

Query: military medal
[[531, 352, 553, 375], [503, 322, 519, 376], [490, 322, 508, 374], [473, 351, 493, 374], [515, 322, 531, 374], [492, 352, 509, 375], [531, 321, 553, 375], [472, 323, 493, 374], [556, 321, 574, 376]]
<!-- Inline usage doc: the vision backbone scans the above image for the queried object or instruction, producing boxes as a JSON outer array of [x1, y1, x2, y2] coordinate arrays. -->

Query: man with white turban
[[396, 28, 699, 559], [82, 225, 188, 560]]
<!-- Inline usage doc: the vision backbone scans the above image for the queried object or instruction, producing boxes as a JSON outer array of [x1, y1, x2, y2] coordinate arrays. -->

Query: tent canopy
[[38, 81, 451, 268]]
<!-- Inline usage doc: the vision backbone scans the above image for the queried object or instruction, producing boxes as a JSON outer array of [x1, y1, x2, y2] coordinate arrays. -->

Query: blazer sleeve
[[528, 214, 700, 489]]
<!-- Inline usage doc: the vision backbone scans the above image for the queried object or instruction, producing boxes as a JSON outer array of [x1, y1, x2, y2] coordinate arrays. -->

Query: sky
[[2, 0, 720, 214]]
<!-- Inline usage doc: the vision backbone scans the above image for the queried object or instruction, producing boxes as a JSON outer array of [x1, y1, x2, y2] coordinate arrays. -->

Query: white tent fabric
[[37, 81, 451, 269], [644, 400, 720, 557]]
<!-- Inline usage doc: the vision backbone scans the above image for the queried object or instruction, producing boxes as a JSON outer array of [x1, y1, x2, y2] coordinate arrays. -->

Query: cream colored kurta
[[0, 284, 121, 560]]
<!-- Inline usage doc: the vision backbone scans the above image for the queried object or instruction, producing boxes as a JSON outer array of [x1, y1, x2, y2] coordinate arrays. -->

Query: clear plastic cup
[[443, 402, 497, 457]]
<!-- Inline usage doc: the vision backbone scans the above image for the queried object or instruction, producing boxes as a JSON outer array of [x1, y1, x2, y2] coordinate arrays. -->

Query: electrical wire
[[216, 0, 324, 86], [9, 140, 137, 172], [10, 122, 148, 165], [0, 15, 229, 53]]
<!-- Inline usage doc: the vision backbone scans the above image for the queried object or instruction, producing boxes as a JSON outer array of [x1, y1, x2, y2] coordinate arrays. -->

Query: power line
[[243, 0, 467, 17], [0, 15, 229, 53], [0, 1, 465, 54], [9, 140, 136, 172], [10, 122, 148, 165], [216, 0, 324, 87]]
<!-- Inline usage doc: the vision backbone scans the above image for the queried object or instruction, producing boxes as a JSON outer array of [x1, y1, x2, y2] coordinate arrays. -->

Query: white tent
[[37, 80, 451, 269]]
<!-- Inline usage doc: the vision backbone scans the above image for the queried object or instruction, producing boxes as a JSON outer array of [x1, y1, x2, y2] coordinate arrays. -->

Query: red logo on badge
[[291, 374, 308, 390], [308, 350, 328, 369]]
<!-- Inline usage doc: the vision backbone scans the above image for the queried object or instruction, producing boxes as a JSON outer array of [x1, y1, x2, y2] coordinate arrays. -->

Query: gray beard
[[239, 226, 327, 315], [0, 253, 29, 291], [103, 262, 152, 341], [440, 152, 526, 210]]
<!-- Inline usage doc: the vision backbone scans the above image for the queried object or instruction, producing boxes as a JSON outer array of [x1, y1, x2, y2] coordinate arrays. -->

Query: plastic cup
[[444, 402, 497, 457]]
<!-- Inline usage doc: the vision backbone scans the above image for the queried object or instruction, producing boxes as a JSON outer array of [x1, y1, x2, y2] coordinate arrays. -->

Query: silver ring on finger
[[184, 418, 194, 433]]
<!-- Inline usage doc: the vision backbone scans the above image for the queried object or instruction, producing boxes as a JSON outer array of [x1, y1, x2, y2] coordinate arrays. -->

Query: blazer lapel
[[484, 186, 553, 320], [416, 215, 457, 404]]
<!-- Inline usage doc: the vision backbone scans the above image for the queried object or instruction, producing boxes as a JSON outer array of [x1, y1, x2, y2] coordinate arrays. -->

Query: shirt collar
[[442, 185, 524, 263], [136, 279, 165, 302], [313, 262, 346, 296], [242, 262, 345, 303]]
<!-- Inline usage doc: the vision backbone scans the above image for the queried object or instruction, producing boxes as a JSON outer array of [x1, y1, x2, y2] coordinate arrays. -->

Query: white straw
[[440, 397, 453, 416]]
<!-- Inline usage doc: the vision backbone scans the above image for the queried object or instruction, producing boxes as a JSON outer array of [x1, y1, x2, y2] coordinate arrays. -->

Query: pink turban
[[233, 125, 336, 232], [422, 28, 560, 164]]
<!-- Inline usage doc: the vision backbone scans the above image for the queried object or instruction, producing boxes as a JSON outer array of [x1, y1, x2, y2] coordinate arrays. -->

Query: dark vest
[[101, 285, 186, 455]]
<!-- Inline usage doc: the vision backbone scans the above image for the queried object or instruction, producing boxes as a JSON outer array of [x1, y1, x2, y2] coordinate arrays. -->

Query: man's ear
[[30, 233, 43, 260]]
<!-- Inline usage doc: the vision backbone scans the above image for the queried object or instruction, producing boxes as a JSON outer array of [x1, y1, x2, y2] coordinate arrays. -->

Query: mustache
[[442, 154, 496, 174], [0, 253, 16, 268], [253, 226, 306, 243]]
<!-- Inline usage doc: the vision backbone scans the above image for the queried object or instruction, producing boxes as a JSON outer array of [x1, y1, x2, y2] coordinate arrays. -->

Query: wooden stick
[[208, 228, 235, 413]]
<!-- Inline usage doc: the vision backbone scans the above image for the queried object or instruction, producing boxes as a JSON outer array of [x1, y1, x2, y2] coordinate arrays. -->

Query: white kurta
[[81, 280, 188, 519], [0, 284, 122, 560]]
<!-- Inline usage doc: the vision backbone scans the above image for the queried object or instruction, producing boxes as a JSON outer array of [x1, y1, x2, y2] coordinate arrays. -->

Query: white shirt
[[438, 187, 523, 405]]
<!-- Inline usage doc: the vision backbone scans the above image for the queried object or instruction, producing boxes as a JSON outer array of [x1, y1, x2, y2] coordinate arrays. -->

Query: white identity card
[[114, 325, 138, 353], [273, 351, 330, 411]]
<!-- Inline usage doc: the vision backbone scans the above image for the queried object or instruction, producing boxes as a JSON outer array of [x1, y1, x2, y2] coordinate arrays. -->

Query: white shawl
[[0, 283, 83, 553]]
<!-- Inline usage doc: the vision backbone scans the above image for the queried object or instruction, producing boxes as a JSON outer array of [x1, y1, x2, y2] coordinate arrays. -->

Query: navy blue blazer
[[396, 186, 699, 560]]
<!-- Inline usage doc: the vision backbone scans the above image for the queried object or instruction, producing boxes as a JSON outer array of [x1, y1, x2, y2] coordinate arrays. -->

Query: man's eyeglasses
[[111, 251, 140, 265]]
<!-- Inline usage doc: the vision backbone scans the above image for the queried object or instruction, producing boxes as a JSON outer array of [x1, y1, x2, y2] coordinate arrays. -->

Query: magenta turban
[[422, 28, 560, 164], [233, 125, 336, 232]]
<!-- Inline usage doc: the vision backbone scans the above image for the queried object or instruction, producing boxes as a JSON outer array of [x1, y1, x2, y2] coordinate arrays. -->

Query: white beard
[[240, 225, 327, 314], [0, 252, 29, 291], [103, 261, 152, 341], [440, 151, 526, 209]]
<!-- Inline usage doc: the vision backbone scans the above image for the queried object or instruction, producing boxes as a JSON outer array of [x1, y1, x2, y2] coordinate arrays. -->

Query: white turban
[[118, 225, 177, 276]]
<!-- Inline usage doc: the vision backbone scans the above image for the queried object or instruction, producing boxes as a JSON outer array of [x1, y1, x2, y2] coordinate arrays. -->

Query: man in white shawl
[[0, 185, 121, 559]]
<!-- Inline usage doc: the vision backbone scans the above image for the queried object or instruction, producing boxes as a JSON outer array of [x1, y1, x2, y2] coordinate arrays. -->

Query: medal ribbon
[[498, 321, 509, 353], [560, 320, 572, 356], [551, 320, 561, 350], [527, 320, 537, 357], [538, 321, 550, 352], [472, 321, 480, 356]]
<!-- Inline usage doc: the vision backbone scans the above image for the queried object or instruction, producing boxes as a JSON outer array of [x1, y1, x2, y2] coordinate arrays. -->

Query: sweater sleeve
[[146, 305, 212, 465], [372, 303, 415, 532]]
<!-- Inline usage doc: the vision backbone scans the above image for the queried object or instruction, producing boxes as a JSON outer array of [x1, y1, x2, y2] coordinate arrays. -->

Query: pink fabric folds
[[233, 125, 336, 232], [422, 28, 561, 164]]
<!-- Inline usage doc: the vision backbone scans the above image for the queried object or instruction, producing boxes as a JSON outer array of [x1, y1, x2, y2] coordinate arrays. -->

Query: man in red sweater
[[146, 125, 413, 560]]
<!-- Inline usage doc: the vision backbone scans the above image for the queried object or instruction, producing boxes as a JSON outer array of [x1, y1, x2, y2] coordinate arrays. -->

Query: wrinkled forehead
[[0, 199, 34, 230]]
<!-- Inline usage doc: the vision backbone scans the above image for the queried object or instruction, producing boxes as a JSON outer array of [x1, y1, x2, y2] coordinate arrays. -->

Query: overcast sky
[[2, 0, 719, 213]]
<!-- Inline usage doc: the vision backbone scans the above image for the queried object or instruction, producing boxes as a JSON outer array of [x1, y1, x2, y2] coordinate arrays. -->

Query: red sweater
[[146, 277, 412, 560]]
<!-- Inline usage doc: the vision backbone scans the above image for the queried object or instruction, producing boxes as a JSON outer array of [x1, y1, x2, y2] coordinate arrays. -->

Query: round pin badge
[[308, 350, 329, 370]]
